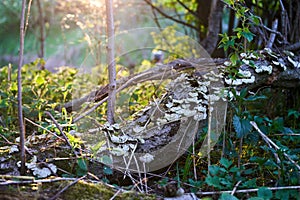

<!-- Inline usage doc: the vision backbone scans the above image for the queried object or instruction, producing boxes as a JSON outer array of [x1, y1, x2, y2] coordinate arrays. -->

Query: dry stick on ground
[[0, 134, 15, 145], [17, 0, 27, 175], [0, 177, 80, 185], [250, 121, 300, 171], [109, 189, 122, 200], [231, 180, 242, 195], [198, 185, 300, 196], [25, 117, 63, 140], [45, 111, 77, 156], [48, 175, 86, 200]]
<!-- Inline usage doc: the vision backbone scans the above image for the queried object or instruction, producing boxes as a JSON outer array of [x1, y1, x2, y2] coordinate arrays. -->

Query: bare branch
[[176, 0, 198, 18], [18, 0, 27, 175], [48, 175, 86, 200], [143, 0, 198, 31], [45, 111, 78, 156]]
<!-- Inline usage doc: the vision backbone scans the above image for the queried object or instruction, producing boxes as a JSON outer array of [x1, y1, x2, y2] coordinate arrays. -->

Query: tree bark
[[200, 0, 224, 55]]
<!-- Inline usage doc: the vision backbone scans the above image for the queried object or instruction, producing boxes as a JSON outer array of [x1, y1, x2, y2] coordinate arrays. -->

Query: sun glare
[[88, 0, 104, 8]]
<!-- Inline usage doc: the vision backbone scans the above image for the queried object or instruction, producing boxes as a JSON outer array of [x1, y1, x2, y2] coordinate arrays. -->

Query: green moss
[[61, 181, 114, 200], [59, 181, 156, 200]]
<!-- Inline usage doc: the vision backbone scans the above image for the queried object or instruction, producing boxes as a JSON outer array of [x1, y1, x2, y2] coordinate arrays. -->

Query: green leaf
[[275, 190, 292, 200], [99, 155, 113, 165], [103, 166, 113, 175], [239, 87, 248, 98], [218, 193, 239, 200], [205, 175, 222, 189], [248, 198, 263, 200], [220, 158, 233, 169], [35, 75, 45, 86], [208, 165, 220, 175], [244, 95, 267, 101], [77, 158, 88, 171], [241, 179, 256, 188], [251, 15, 260, 25], [257, 187, 272, 200], [242, 30, 255, 42], [233, 115, 252, 138], [230, 53, 239, 65], [76, 158, 88, 176]]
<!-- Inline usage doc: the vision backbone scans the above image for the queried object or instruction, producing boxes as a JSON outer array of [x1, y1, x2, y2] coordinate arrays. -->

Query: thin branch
[[24, 117, 63, 140], [143, 0, 198, 31], [48, 175, 86, 200], [198, 185, 300, 195], [45, 111, 77, 156], [250, 121, 300, 171], [231, 180, 242, 195], [73, 97, 108, 123], [0, 177, 80, 185], [176, 0, 198, 18], [0, 134, 15, 145], [24, 0, 33, 35], [18, 0, 27, 176], [109, 189, 122, 200]]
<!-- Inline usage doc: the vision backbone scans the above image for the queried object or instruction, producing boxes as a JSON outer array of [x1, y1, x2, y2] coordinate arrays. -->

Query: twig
[[231, 180, 242, 195], [24, 0, 33, 34], [207, 97, 212, 169], [48, 175, 86, 200], [143, 0, 198, 30], [198, 185, 300, 195], [109, 189, 121, 200], [273, 133, 300, 136], [176, 0, 199, 18], [24, 117, 63, 140], [0, 134, 15, 145], [0, 177, 81, 185], [45, 111, 77, 156], [192, 140, 197, 181], [250, 121, 300, 171], [1, 175, 35, 181]]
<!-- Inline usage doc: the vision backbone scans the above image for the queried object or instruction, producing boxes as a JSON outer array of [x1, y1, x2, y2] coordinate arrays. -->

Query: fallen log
[[62, 49, 300, 173]]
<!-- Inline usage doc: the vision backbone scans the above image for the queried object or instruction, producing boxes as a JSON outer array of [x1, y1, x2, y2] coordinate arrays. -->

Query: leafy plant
[[0, 59, 77, 133], [219, 0, 257, 76], [205, 158, 256, 190]]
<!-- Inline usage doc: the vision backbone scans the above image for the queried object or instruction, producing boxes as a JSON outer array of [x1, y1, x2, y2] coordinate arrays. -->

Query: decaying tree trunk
[[59, 48, 300, 173]]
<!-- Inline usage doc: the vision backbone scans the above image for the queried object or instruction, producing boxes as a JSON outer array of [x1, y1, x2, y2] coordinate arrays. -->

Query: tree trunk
[[105, 0, 116, 124], [18, 0, 27, 175], [36, 0, 45, 62], [200, 0, 224, 55]]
